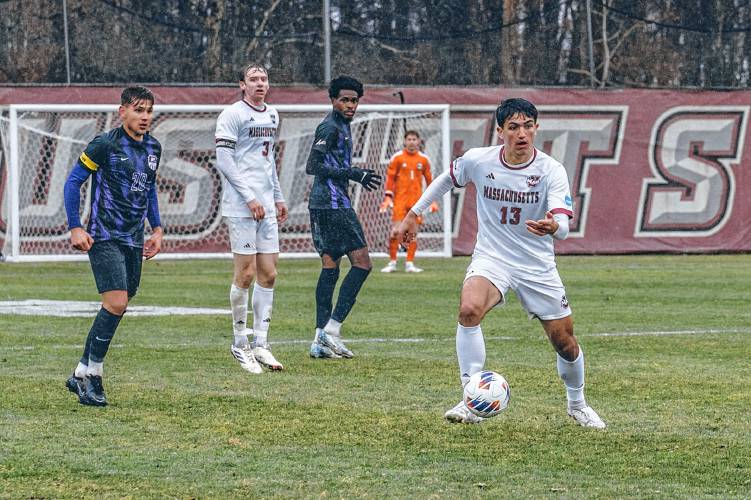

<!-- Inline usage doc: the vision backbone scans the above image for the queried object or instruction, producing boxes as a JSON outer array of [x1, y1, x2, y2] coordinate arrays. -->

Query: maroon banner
[[2, 86, 749, 254]]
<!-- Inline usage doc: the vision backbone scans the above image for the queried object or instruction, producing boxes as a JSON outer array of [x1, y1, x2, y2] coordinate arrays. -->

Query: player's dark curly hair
[[328, 76, 364, 99], [495, 98, 537, 127], [121, 86, 154, 106]]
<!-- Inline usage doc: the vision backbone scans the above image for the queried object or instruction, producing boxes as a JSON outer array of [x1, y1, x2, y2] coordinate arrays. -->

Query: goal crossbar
[[1, 104, 452, 262]]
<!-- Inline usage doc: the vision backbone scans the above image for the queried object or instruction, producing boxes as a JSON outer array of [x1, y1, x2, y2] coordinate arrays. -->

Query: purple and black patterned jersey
[[72, 126, 161, 247], [306, 112, 354, 209]]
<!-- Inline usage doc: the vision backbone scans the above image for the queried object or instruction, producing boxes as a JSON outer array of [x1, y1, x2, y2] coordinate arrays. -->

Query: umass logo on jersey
[[526, 175, 541, 187], [147, 154, 158, 170]]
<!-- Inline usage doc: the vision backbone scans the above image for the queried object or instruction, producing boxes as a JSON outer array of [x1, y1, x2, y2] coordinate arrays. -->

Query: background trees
[[1, 0, 749, 87]]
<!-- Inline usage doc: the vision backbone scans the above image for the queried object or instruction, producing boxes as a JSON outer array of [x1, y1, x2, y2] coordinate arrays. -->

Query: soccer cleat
[[309, 341, 341, 359], [230, 344, 263, 374], [65, 375, 90, 405], [405, 262, 423, 273], [83, 375, 107, 406], [380, 261, 397, 273], [252, 343, 284, 371], [444, 400, 484, 424], [568, 405, 607, 429], [318, 330, 354, 358]]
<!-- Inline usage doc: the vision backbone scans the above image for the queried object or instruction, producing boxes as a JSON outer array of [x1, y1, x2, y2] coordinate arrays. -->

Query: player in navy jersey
[[63, 86, 163, 406], [306, 76, 382, 359]]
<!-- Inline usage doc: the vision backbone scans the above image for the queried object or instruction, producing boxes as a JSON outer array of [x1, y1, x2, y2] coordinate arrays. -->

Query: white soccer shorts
[[227, 216, 280, 255], [464, 256, 572, 320]]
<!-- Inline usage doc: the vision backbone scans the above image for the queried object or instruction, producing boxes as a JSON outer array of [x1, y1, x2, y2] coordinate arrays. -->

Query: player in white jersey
[[397, 98, 606, 428], [214, 63, 288, 373]]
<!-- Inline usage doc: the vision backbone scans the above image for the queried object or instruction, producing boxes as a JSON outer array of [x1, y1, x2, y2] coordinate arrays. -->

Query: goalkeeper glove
[[379, 194, 394, 213], [349, 168, 382, 192], [429, 201, 439, 213]]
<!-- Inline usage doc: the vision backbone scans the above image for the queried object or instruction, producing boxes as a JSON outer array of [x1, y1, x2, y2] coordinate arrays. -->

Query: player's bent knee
[[103, 294, 128, 316], [458, 303, 484, 326]]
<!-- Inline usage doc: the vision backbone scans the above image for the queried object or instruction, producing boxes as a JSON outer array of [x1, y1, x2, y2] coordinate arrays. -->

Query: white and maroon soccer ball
[[463, 370, 510, 418]]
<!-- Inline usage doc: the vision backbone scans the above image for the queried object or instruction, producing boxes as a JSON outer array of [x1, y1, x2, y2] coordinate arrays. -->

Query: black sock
[[332, 266, 371, 323], [315, 267, 340, 329], [86, 307, 123, 363]]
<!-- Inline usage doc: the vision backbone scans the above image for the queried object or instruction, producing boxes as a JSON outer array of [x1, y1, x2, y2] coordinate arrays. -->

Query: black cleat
[[83, 375, 107, 406], [66, 375, 91, 405]]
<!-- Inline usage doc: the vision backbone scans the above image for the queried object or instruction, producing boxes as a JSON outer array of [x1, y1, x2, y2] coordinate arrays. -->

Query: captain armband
[[216, 138, 236, 150]]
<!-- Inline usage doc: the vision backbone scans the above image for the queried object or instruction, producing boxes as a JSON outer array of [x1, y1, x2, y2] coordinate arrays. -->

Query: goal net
[[0, 104, 451, 262]]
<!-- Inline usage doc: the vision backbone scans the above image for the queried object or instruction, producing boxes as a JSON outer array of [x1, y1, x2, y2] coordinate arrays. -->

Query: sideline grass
[[1, 255, 750, 498]]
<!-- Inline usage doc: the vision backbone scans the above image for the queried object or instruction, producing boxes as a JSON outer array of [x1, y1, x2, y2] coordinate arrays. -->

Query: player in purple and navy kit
[[306, 76, 382, 359], [63, 86, 163, 406]]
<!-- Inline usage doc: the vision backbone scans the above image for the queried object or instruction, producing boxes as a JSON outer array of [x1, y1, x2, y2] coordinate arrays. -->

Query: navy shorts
[[310, 208, 368, 260], [88, 240, 143, 298]]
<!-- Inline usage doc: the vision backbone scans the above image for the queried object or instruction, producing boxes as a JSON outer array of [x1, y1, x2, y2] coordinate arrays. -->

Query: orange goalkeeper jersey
[[385, 149, 433, 220]]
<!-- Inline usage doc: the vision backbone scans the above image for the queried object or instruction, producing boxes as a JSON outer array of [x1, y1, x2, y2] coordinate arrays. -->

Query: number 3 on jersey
[[262, 140, 270, 157], [500, 206, 521, 225]]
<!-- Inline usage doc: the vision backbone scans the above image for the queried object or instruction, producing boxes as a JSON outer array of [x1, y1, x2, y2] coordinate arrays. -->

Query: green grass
[[1, 255, 750, 498]]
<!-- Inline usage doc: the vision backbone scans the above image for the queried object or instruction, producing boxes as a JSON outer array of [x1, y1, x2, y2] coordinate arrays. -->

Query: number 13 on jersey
[[500, 206, 521, 225]]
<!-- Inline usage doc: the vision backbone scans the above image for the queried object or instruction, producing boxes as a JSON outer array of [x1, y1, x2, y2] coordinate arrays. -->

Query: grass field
[[1, 255, 750, 498]]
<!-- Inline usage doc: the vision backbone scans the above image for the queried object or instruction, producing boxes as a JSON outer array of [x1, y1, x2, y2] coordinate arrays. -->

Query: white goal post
[[0, 104, 451, 262]]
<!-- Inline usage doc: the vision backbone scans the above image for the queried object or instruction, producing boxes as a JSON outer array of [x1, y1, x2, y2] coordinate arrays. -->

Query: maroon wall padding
[[3, 86, 750, 255]]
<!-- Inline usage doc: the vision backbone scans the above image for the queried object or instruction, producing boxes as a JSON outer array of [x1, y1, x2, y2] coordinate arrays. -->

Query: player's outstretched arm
[[64, 163, 94, 251], [143, 186, 163, 259], [525, 211, 569, 239], [396, 210, 420, 244]]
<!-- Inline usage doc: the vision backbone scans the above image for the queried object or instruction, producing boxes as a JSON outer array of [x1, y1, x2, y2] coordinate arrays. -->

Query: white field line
[[0, 329, 748, 352], [0, 300, 228, 317]]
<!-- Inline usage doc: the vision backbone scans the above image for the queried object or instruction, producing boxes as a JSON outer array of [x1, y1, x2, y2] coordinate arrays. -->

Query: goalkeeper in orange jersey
[[379, 130, 438, 273]]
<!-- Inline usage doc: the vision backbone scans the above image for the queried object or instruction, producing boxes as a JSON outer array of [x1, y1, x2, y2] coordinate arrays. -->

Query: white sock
[[74, 361, 88, 378], [557, 348, 586, 408], [230, 284, 250, 346], [251, 283, 274, 346], [86, 360, 103, 377], [456, 323, 486, 387], [324, 318, 342, 337], [314, 327, 324, 342]]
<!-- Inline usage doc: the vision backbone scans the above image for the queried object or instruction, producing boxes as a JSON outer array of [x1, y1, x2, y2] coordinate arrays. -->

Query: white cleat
[[380, 261, 397, 273], [568, 405, 607, 429], [319, 330, 354, 358], [230, 344, 263, 374], [405, 262, 423, 273], [444, 400, 484, 424], [252, 343, 284, 371]]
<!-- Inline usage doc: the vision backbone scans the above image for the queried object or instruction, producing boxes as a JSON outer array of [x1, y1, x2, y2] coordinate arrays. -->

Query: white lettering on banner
[[535, 107, 627, 237], [19, 118, 98, 242], [149, 117, 222, 241], [636, 106, 749, 237]]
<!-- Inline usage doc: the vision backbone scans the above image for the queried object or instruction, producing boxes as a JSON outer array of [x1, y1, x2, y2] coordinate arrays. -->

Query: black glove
[[349, 168, 382, 192]]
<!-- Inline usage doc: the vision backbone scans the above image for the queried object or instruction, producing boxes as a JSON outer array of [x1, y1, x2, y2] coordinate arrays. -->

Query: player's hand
[[379, 195, 394, 213], [247, 199, 265, 221], [396, 210, 420, 244], [526, 211, 558, 237], [350, 168, 382, 192], [429, 201, 439, 213], [143, 227, 163, 260], [275, 201, 289, 224], [70, 227, 94, 252]]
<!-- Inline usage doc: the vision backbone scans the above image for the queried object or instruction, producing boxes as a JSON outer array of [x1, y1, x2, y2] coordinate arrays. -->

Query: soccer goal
[[0, 104, 451, 262]]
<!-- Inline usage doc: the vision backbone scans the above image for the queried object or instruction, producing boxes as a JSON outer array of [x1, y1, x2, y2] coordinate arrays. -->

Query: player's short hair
[[328, 76, 364, 99], [121, 86, 154, 106], [240, 63, 268, 81], [404, 130, 420, 139], [496, 98, 538, 127]]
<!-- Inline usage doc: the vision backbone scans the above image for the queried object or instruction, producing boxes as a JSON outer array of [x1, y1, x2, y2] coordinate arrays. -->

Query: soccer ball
[[463, 370, 510, 418]]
